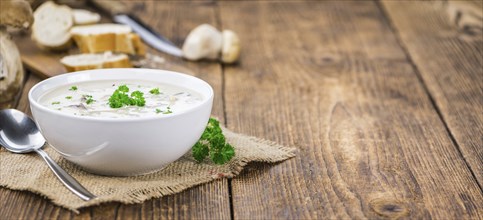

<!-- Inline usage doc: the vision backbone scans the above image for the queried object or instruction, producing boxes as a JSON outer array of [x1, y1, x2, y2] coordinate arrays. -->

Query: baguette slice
[[73, 9, 101, 25], [71, 24, 146, 56], [60, 52, 132, 72], [32, 1, 73, 51]]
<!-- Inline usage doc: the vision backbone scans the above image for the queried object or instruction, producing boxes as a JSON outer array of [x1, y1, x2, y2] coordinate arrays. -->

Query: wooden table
[[1, 1, 482, 219]]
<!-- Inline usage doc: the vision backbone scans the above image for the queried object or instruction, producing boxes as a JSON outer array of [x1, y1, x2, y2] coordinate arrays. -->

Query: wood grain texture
[[1, 1, 229, 219], [13, 33, 69, 78], [3, 0, 483, 219], [219, 1, 482, 219], [15, 72, 41, 116], [382, 0, 483, 186]]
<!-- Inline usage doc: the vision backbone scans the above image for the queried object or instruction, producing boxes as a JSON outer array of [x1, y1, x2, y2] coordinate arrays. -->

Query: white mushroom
[[0, 28, 25, 107], [221, 30, 241, 64], [0, 0, 34, 28], [182, 24, 222, 61], [0, 0, 32, 107]]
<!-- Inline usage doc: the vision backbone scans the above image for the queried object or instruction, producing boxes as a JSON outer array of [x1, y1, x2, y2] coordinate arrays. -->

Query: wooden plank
[[0, 1, 230, 219], [15, 73, 41, 116], [381, 0, 483, 186], [14, 34, 69, 78], [220, 1, 483, 219]]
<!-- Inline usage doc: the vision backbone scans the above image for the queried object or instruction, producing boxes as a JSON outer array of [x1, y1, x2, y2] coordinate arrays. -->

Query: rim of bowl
[[28, 68, 214, 122]]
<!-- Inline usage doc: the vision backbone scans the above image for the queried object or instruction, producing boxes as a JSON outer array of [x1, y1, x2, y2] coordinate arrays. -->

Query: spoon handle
[[34, 149, 97, 201]]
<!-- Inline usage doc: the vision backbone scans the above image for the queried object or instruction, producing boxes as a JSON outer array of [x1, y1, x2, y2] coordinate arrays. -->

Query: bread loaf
[[32, 1, 73, 51], [60, 52, 132, 72], [71, 24, 145, 56]]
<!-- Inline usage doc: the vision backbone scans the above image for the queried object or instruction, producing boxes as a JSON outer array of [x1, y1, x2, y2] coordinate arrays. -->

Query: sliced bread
[[32, 1, 73, 51], [60, 52, 132, 72], [71, 24, 145, 56], [73, 9, 101, 25]]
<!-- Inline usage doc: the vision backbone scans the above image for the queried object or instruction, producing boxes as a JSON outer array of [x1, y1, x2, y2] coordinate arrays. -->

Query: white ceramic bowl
[[28, 68, 213, 176]]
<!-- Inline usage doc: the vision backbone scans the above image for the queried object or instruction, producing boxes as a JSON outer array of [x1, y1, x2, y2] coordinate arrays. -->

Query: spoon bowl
[[0, 109, 96, 201], [0, 109, 45, 153]]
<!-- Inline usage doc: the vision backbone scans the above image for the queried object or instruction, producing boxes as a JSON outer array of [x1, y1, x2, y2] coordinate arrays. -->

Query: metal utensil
[[0, 109, 96, 201], [89, 0, 183, 57]]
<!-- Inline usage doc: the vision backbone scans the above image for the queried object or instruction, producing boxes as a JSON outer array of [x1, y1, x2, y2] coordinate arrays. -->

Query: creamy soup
[[39, 80, 203, 118]]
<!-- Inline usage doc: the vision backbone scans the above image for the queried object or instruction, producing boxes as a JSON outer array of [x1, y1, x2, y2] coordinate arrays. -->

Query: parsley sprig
[[82, 95, 95, 104], [149, 88, 160, 95], [108, 85, 146, 108], [192, 118, 235, 164], [155, 106, 173, 114]]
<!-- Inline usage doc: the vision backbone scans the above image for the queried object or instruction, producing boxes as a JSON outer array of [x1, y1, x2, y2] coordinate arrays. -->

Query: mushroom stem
[[221, 30, 241, 64]]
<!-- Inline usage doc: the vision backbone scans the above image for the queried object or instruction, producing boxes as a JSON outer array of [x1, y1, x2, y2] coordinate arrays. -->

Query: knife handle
[[88, 0, 128, 15]]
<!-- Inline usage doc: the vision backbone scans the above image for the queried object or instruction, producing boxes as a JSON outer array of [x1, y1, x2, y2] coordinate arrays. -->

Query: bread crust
[[71, 25, 146, 56], [129, 33, 146, 56], [61, 53, 132, 72], [103, 57, 132, 69], [33, 37, 73, 51]]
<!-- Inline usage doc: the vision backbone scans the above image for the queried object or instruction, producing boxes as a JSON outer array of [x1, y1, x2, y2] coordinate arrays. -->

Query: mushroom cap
[[0, 29, 25, 105], [0, 0, 34, 29], [182, 24, 222, 61]]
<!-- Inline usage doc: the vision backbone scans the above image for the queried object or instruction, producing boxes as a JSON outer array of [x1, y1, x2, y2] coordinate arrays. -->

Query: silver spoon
[[0, 109, 96, 201]]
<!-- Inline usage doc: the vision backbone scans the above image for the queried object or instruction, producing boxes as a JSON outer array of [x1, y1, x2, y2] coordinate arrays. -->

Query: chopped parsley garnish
[[51, 101, 60, 105], [130, 91, 145, 106], [82, 95, 95, 105], [192, 118, 235, 164], [69, 86, 77, 91], [163, 106, 173, 114], [65, 96, 72, 99], [109, 89, 130, 108], [108, 85, 146, 108], [155, 107, 173, 114], [149, 88, 160, 95], [118, 85, 129, 93]]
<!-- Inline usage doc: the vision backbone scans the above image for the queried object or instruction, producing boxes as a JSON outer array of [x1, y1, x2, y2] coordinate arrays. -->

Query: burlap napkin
[[0, 126, 296, 212]]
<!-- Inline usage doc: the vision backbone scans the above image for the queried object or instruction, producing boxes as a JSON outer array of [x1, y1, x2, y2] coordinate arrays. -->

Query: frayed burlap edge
[[0, 126, 296, 213]]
